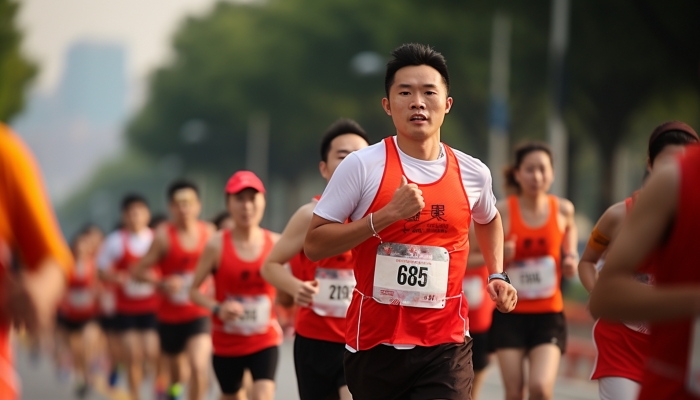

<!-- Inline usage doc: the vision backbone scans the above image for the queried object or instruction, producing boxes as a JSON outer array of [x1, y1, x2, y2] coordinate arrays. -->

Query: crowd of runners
[[1, 42, 699, 400]]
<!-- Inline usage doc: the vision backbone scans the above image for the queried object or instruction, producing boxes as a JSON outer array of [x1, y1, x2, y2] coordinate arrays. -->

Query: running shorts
[[114, 312, 157, 332], [490, 310, 567, 354], [344, 337, 474, 400], [158, 316, 210, 355], [471, 332, 492, 372], [99, 315, 119, 332], [212, 346, 279, 394], [294, 333, 346, 400], [57, 314, 93, 332]]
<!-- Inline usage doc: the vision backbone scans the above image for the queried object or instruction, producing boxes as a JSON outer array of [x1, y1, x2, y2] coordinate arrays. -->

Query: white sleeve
[[313, 152, 365, 223], [96, 233, 123, 271], [470, 164, 498, 225]]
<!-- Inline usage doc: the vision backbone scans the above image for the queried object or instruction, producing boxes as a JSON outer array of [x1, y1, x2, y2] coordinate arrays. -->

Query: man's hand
[[217, 300, 244, 321], [561, 254, 578, 279], [162, 275, 184, 296], [382, 176, 425, 221], [487, 279, 517, 313], [294, 280, 319, 307]]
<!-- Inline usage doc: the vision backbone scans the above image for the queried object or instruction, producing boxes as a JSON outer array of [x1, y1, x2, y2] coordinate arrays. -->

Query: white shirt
[[97, 229, 154, 271], [314, 136, 497, 225]]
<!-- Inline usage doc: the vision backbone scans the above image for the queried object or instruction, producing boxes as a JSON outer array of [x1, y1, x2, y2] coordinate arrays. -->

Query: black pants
[[212, 346, 279, 394], [294, 333, 347, 400]]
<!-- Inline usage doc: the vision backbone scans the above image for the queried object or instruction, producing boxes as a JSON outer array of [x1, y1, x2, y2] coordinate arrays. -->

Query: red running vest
[[212, 229, 281, 357], [114, 231, 160, 315], [639, 145, 700, 400], [463, 265, 495, 334], [60, 259, 98, 321], [157, 222, 211, 324], [346, 137, 472, 351]]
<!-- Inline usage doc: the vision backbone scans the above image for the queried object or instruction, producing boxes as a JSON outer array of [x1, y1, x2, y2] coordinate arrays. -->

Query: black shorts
[[99, 315, 119, 332], [57, 314, 93, 332], [344, 338, 474, 400], [212, 346, 279, 394], [490, 310, 567, 354], [157, 317, 210, 355], [114, 313, 158, 332], [294, 334, 346, 400], [470, 332, 492, 372]]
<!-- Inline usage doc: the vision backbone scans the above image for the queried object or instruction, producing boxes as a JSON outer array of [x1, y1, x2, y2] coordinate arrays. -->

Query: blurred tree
[[0, 0, 36, 122]]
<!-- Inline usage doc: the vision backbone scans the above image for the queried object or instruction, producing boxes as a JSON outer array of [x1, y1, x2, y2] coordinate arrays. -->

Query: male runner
[[590, 143, 700, 399], [261, 119, 369, 400], [132, 181, 214, 400], [0, 123, 73, 399], [98, 194, 160, 399], [304, 43, 517, 399]]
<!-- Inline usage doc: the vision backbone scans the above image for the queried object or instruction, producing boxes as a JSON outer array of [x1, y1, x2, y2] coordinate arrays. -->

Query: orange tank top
[[346, 137, 472, 351], [506, 195, 564, 313]]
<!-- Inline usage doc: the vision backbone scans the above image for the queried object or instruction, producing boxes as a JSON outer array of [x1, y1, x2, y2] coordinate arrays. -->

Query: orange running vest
[[346, 137, 472, 351]]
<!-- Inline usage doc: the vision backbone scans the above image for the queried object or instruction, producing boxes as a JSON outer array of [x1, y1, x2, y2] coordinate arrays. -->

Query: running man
[[191, 171, 281, 400], [261, 119, 369, 400], [97, 194, 161, 400], [578, 121, 698, 400], [491, 142, 578, 400], [132, 181, 214, 400], [304, 43, 517, 399], [590, 140, 700, 400], [0, 123, 73, 400]]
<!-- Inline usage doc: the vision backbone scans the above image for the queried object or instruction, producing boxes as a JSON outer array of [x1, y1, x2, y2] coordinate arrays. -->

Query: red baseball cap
[[225, 171, 266, 194]]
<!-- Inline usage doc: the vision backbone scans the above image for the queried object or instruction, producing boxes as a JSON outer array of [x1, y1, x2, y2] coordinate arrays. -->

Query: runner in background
[[462, 224, 496, 400], [132, 181, 215, 400], [0, 123, 73, 400], [97, 194, 161, 400], [590, 143, 700, 400], [578, 121, 698, 400], [212, 211, 234, 231], [261, 118, 369, 400], [492, 142, 578, 400], [191, 171, 281, 400], [56, 231, 101, 399]]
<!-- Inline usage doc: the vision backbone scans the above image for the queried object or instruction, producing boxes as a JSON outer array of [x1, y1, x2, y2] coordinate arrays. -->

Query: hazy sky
[[17, 0, 220, 93]]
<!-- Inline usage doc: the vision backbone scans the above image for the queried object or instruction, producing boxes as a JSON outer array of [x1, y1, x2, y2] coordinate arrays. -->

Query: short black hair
[[319, 119, 370, 162], [149, 214, 168, 229], [648, 130, 698, 166], [211, 211, 231, 230], [167, 180, 200, 201], [121, 193, 149, 212], [384, 43, 450, 97]]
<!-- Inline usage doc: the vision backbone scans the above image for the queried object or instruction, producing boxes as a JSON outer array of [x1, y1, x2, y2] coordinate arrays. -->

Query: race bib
[[68, 289, 93, 309], [687, 315, 700, 396], [223, 295, 271, 336], [373, 243, 450, 309], [124, 277, 155, 299], [312, 268, 355, 317], [100, 291, 116, 315], [170, 273, 194, 305], [507, 256, 557, 300], [462, 276, 483, 308]]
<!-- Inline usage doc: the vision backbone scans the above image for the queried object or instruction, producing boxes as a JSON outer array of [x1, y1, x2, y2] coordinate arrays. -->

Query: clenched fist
[[384, 176, 425, 222]]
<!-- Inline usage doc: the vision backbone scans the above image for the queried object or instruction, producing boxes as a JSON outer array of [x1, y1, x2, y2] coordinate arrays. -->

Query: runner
[[589, 140, 700, 400], [97, 194, 160, 400], [578, 121, 698, 400], [56, 231, 101, 398], [212, 211, 234, 231], [304, 43, 517, 399], [491, 142, 578, 400], [190, 171, 281, 400], [0, 123, 73, 400], [462, 225, 496, 400], [261, 119, 369, 400], [132, 180, 214, 400]]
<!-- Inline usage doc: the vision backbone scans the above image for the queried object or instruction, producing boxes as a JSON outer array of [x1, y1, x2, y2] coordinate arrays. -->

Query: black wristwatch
[[487, 272, 511, 285], [211, 304, 221, 317]]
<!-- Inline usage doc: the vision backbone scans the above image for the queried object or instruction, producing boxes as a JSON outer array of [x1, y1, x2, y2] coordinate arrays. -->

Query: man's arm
[[590, 162, 700, 321], [131, 228, 167, 285], [560, 199, 579, 279], [473, 212, 517, 313], [189, 235, 220, 311], [466, 226, 485, 268], [577, 203, 623, 293]]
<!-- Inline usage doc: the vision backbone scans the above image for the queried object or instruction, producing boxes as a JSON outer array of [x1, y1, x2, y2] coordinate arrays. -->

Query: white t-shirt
[[314, 136, 497, 225], [97, 229, 154, 271]]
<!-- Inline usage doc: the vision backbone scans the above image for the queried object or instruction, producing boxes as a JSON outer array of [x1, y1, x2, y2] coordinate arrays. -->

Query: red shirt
[[212, 229, 281, 357], [59, 259, 98, 321], [157, 222, 211, 324], [463, 265, 495, 334], [114, 231, 160, 315], [639, 145, 700, 400], [346, 137, 472, 351]]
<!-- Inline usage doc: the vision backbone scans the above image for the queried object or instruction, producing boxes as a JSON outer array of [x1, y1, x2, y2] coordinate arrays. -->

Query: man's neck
[[125, 226, 149, 235], [395, 131, 441, 161], [174, 218, 199, 232], [233, 225, 261, 242]]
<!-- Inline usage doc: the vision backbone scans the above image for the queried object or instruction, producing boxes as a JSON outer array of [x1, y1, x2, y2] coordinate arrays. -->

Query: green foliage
[[0, 0, 36, 121]]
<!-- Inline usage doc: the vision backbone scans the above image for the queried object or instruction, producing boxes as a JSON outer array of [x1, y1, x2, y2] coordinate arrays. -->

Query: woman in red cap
[[190, 171, 282, 400], [579, 121, 699, 400]]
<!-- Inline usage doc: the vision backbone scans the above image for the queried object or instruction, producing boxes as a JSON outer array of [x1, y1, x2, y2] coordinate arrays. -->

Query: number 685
[[397, 265, 428, 287]]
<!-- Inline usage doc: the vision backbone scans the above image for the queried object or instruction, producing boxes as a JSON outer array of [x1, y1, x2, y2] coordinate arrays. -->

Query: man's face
[[382, 65, 452, 140], [320, 133, 369, 181], [168, 188, 202, 224], [123, 202, 151, 232]]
